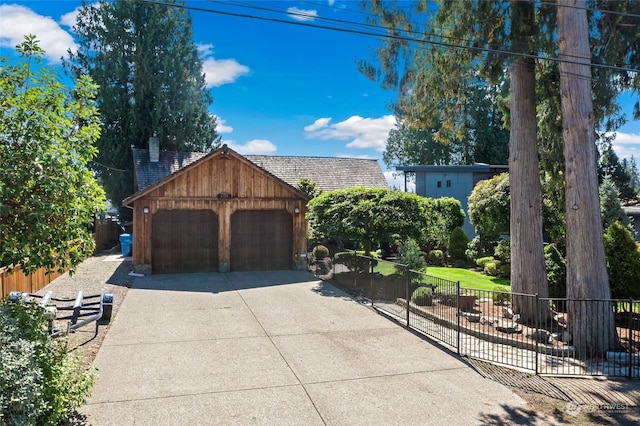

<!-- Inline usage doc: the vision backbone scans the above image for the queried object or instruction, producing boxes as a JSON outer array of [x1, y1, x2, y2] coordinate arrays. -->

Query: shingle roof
[[132, 149, 389, 192]]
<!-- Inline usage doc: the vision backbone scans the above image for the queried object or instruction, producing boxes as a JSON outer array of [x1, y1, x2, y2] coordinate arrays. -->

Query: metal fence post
[[405, 265, 410, 327], [629, 299, 634, 379], [535, 293, 539, 375], [456, 280, 461, 355]]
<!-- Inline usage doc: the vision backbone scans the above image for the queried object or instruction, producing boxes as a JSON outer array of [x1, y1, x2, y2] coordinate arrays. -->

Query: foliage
[[466, 235, 497, 262], [468, 173, 510, 239], [297, 178, 322, 199], [599, 146, 638, 202], [492, 286, 512, 306], [65, 0, 220, 218], [493, 240, 511, 264], [0, 299, 95, 424], [410, 286, 433, 306], [311, 245, 329, 260], [447, 226, 470, 261], [476, 256, 495, 269], [427, 250, 445, 266], [383, 122, 454, 167], [419, 197, 465, 251], [395, 239, 426, 271], [604, 221, 640, 299], [333, 252, 377, 274], [484, 261, 500, 277], [307, 187, 425, 254], [545, 243, 566, 298], [0, 36, 105, 273], [599, 176, 631, 230]]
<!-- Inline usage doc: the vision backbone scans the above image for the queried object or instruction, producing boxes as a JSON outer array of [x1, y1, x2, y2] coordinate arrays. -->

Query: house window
[[446, 180, 451, 187], [437, 181, 442, 188]]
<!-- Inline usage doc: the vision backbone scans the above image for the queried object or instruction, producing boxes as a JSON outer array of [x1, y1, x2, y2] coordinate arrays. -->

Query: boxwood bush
[[411, 286, 434, 306], [0, 299, 95, 425]]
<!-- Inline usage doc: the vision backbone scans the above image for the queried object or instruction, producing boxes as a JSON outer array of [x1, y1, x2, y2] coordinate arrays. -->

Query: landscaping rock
[[527, 329, 551, 343], [465, 313, 481, 323], [494, 320, 521, 334]]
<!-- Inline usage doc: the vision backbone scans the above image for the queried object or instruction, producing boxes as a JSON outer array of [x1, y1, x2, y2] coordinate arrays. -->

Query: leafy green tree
[[0, 36, 105, 274], [297, 178, 322, 199], [599, 147, 637, 202], [604, 221, 640, 300], [65, 0, 220, 218], [383, 122, 452, 167], [307, 187, 424, 254], [599, 176, 631, 230], [447, 226, 470, 262], [396, 239, 426, 271], [468, 173, 510, 239], [420, 197, 465, 251]]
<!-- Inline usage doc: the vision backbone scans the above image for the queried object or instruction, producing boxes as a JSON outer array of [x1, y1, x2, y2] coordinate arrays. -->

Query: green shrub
[[447, 226, 470, 261], [492, 286, 512, 305], [411, 286, 434, 306], [333, 252, 377, 273], [545, 243, 566, 298], [476, 256, 494, 268], [396, 239, 426, 271], [0, 299, 95, 425], [499, 262, 510, 278], [312, 244, 329, 260], [428, 250, 445, 266], [484, 260, 500, 276], [494, 239, 510, 263], [604, 221, 640, 299], [465, 235, 497, 262]]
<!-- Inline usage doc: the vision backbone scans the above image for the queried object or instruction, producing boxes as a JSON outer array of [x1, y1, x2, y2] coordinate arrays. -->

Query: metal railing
[[319, 252, 640, 378]]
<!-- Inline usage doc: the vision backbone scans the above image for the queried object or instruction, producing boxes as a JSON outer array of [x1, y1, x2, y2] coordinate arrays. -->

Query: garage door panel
[[231, 210, 292, 271], [152, 209, 218, 274]]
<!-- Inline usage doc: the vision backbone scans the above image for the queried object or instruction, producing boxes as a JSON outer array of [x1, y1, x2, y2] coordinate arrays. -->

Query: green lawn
[[372, 261, 511, 291], [426, 267, 510, 291]]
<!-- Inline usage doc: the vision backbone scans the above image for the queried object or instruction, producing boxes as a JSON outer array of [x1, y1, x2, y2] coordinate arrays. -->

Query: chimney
[[149, 133, 159, 163]]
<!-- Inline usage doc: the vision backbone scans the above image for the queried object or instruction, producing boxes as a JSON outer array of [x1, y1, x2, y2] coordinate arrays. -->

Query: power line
[[141, 0, 639, 75]]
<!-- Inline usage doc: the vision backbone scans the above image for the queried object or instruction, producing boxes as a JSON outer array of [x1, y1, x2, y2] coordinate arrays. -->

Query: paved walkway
[[80, 271, 556, 425]]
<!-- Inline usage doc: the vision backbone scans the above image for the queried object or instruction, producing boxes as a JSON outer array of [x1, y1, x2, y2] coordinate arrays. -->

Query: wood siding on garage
[[127, 149, 309, 274], [231, 210, 293, 271], [152, 209, 219, 274]]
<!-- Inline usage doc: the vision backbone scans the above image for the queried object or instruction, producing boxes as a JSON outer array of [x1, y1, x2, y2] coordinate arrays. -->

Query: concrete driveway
[[81, 271, 555, 425]]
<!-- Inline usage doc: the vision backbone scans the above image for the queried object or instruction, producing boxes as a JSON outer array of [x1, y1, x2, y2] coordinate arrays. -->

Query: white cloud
[[202, 57, 250, 88], [60, 7, 81, 28], [214, 116, 233, 134], [610, 132, 640, 160], [328, 0, 336, 6], [0, 5, 77, 63], [304, 115, 396, 151], [287, 7, 318, 21], [304, 117, 332, 132], [197, 43, 214, 56], [225, 139, 277, 155]]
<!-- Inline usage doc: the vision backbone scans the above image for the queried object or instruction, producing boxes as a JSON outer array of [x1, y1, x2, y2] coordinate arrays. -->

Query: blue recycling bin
[[119, 233, 132, 257]]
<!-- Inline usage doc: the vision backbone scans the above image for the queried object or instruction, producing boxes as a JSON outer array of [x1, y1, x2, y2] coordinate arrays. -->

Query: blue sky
[[1, 0, 639, 188]]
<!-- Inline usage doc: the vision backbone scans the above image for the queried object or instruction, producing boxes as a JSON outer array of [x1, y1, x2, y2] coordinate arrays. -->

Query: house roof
[[131, 148, 389, 193], [396, 164, 509, 173], [125, 145, 311, 206]]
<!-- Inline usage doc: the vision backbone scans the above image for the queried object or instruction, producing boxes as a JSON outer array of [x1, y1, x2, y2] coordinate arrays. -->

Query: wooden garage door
[[231, 210, 293, 271], [152, 209, 219, 274]]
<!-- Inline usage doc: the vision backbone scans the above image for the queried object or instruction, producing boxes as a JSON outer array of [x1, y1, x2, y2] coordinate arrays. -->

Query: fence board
[[1, 265, 64, 298]]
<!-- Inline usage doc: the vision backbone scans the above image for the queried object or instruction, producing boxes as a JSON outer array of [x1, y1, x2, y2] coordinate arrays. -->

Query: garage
[[152, 209, 219, 274], [231, 210, 293, 271]]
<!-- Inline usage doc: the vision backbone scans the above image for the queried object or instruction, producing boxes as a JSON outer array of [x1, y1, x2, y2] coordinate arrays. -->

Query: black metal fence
[[318, 253, 640, 378]]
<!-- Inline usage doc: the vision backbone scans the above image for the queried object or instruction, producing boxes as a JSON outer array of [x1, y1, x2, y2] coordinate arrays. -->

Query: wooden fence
[[1, 265, 64, 299], [1, 218, 121, 298]]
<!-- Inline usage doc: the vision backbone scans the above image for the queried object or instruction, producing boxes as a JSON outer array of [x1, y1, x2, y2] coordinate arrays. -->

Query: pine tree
[[65, 0, 220, 218]]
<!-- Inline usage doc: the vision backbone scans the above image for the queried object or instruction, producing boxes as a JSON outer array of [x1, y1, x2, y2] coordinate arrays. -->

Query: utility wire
[[142, 0, 639, 75]]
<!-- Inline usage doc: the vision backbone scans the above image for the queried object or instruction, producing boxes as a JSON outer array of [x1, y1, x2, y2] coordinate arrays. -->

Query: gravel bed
[[34, 252, 134, 362]]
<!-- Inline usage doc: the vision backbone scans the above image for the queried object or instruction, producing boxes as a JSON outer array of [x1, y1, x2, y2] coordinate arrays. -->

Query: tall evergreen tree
[[65, 0, 220, 218]]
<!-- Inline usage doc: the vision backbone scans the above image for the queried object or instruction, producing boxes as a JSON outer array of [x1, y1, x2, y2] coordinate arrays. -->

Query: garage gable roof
[[127, 147, 389, 200], [124, 145, 310, 206]]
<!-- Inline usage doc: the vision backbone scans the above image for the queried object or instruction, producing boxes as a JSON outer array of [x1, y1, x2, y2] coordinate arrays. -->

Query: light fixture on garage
[[294, 206, 300, 214], [143, 206, 150, 214]]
